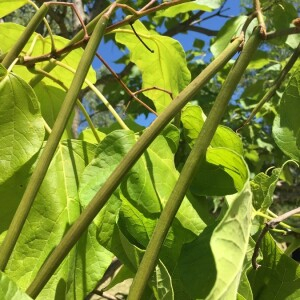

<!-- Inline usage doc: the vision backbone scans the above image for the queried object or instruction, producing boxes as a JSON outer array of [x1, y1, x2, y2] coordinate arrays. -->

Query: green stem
[[28, 0, 128, 88], [1, 4, 48, 69], [127, 28, 261, 300], [52, 59, 129, 130], [25, 36, 243, 298], [0, 13, 110, 273]]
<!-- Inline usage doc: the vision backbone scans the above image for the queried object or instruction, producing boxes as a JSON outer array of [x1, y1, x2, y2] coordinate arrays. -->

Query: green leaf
[[79, 128, 106, 144], [34, 82, 74, 139], [0, 23, 96, 88], [248, 50, 271, 69], [179, 181, 252, 299], [0, 153, 35, 240], [151, 260, 174, 300], [181, 105, 243, 155], [4, 140, 113, 299], [248, 233, 300, 299], [119, 197, 196, 271], [0, 271, 32, 300], [237, 270, 253, 300], [191, 148, 249, 196], [210, 16, 247, 57], [81, 129, 205, 235], [179, 225, 216, 298], [0, 66, 45, 184], [273, 67, 300, 161], [114, 20, 191, 112], [206, 181, 252, 299], [154, 0, 222, 19], [251, 161, 294, 212], [0, 0, 28, 18]]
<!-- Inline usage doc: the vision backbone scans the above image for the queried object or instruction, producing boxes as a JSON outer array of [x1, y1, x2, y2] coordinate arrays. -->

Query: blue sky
[[91, 1, 242, 126]]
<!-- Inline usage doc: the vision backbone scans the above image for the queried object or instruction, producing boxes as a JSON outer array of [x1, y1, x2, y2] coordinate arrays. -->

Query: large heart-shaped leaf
[[5, 140, 113, 299], [0, 65, 44, 184], [114, 21, 191, 112]]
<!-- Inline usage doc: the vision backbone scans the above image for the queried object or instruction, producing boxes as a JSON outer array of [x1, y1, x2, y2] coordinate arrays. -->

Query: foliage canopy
[[0, 0, 300, 299]]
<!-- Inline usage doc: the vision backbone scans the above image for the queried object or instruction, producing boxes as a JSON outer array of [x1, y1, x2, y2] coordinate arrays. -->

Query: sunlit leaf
[[181, 104, 243, 154], [179, 181, 252, 299], [114, 20, 191, 112], [0, 65, 44, 184], [0, 271, 32, 300], [273, 67, 300, 161], [0, 23, 96, 88], [155, 0, 223, 19], [79, 128, 106, 144], [4, 140, 112, 300], [0, 0, 28, 18]]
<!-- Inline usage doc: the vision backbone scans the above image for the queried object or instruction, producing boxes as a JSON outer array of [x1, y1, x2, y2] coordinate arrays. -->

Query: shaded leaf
[[151, 260, 174, 300], [191, 148, 249, 196], [248, 50, 271, 70], [248, 233, 300, 299], [210, 16, 247, 57], [179, 181, 252, 299], [34, 82, 74, 139], [273, 67, 300, 161], [250, 161, 295, 212], [114, 20, 191, 112], [0, 65, 44, 184]]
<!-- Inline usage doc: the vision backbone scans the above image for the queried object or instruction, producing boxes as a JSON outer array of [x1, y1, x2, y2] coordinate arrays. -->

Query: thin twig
[[252, 207, 300, 270], [133, 86, 173, 99], [253, 0, 267, 38], [95, 53, 158, 116], [266, 26, 300, 40]]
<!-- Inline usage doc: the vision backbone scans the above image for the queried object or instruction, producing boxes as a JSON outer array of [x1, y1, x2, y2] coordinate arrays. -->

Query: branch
[[253, 0, 267, 38], [25, 32, 243, 299], [186, 25, 218, 36], [252, 207, 300, 270], [266, 26, 300, 40]]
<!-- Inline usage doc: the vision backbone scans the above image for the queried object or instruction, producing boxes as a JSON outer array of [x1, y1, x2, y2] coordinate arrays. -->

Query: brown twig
[[95, 53, 158, 115], [252, 207, 300, 270], [266, 26, 300, 40], [133, 86, 173, 99], [253, 0, 267, 39], [18, 0, 191, 67]]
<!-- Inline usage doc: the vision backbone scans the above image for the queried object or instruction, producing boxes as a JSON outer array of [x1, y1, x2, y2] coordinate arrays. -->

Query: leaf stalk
[[25, 35, 243, 297], [0, 12, 110, 275], [128, 28, 261, 299]]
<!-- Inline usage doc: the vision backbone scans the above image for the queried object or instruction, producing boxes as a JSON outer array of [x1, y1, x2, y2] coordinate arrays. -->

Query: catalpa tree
[[0, 0, 300, 299]]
